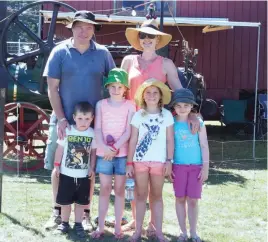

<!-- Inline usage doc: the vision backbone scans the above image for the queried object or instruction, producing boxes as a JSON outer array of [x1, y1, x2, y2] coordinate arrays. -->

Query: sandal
[[145, 222, 156, 237], [122, 220, 135, 232], [114, 231, 124, 240], [155, 232, 168, 242], [90, 230, 104, 239], [127, 232, 142, 242], [177, 233, 188, 242], [190, 235, 202, 242]]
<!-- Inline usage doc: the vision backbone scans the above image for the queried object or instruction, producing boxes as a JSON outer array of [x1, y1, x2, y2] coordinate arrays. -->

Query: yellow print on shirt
[[66, 135, 93, 169]]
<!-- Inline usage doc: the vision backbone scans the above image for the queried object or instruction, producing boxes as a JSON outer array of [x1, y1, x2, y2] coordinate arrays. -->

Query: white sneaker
[[44, 214, 62, 230], [82, 215, 94, 232]]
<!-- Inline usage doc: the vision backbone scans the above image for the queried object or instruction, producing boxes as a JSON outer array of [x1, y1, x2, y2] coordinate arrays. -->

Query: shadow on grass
[[210, 159, 267, 171], [1, 212, 45, 238], [206, 168, 247, 186]]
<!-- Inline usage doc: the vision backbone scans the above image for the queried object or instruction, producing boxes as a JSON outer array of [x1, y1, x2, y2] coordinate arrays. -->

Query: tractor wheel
[[4, 102, 50, 171]]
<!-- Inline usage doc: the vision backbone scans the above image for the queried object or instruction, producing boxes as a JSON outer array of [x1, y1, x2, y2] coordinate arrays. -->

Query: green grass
[[0, 126, 267, 242]]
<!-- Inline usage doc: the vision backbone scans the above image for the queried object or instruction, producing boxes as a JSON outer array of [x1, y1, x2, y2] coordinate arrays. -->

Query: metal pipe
[[160, 0, 164, 31], [253, 25, 261, 159]]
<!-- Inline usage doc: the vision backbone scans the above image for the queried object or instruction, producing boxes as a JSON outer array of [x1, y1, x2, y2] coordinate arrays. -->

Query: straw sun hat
[[134, 78, 171, 107], [125, 19, 172, 51]]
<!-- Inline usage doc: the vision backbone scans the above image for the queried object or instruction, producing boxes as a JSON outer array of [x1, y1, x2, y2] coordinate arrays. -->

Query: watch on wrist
[[166, 158, 174, 164]]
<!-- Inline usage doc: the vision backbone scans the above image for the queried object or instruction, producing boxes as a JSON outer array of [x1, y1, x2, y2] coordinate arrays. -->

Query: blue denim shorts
[[96, 156, 127, 175]]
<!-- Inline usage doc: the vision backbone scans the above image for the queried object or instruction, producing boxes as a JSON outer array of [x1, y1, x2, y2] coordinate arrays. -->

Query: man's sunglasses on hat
[[138, 32, 157, 39]]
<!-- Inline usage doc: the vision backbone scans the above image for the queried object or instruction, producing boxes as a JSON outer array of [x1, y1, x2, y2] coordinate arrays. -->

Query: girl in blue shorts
[[170, 88, 209, 242], [91, 68, 135, 239]]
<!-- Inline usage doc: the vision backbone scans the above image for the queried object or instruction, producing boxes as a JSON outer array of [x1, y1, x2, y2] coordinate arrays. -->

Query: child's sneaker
[[190, 235, 201, 242], [44, 214, 62, 230], [73, 223, 86, 238], [57, 222, 70, 234], [82, 214, 94, 232]]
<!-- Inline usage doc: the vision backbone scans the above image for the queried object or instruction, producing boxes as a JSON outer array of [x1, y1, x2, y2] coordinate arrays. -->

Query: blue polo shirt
[[43, 38, 115, 124]]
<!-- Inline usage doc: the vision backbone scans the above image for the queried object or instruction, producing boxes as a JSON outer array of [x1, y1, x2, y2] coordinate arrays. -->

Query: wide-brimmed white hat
[[125, 19, 172, 51]]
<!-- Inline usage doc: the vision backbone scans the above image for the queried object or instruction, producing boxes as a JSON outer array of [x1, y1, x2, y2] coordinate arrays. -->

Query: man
[[43, 10, 115, 231]]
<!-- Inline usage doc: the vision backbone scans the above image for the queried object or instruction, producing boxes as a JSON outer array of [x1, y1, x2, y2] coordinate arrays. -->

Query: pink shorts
[[172, 164, 202, 199], [133, 161, 164, 176]]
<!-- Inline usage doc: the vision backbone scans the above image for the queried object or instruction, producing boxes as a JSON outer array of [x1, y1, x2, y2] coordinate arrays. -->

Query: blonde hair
[[141, 86, 164, 117]]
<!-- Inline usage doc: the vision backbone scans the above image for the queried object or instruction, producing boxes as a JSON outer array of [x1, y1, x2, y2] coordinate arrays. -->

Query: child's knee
[[136, 191, 148, 201], [187, 198, 198, 207], [176, 197, 186, 204], [100, 184, 112, 195], [150, 191, 163, 201], [114, 185, 125, 197]]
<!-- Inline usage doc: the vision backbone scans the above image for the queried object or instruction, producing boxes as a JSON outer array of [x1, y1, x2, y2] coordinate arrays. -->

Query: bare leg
[[74, 204, 84, 223], [147, 182, 156, 235], [122, 194, 136, 232], [61, 205, 71, 223], [114, 175, 126, 235], [149, 174, 165, 240], [51, 169, 60, 206], [187, 198, 199, 238], [176, 197, 187, 235], [97, 174, 113, 232], [133, 172, 149, 236]]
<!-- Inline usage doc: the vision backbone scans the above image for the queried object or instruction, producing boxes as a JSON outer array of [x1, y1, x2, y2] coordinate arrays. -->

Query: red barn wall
[[43, 1, 267, 103]]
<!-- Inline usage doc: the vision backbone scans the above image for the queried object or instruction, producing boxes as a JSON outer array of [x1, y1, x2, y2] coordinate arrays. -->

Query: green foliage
[[6, 1, 39, 42]]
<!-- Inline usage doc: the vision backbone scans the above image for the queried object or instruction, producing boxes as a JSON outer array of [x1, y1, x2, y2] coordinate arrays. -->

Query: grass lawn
[[0, 125, 267, 242]]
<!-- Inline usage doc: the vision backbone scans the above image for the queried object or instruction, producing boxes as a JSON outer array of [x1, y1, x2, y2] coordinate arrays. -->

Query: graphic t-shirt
[[174, 118, 204, 165], [131, 108, 174, 163], [57, 126, 96, 178]]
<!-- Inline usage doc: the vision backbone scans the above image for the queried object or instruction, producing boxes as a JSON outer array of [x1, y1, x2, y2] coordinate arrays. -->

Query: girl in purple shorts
[[170, 88, 209, 242]]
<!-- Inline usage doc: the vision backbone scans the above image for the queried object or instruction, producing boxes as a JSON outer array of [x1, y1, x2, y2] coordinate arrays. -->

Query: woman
[[121, 19, 200, 237]]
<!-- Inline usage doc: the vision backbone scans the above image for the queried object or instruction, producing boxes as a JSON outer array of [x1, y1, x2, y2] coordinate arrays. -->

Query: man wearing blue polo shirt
[[43, 11, 115, 231]]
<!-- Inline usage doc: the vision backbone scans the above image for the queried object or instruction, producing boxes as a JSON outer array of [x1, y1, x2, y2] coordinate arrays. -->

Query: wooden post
[[0, 88, 5, 213], [0, 0, 7, 214]]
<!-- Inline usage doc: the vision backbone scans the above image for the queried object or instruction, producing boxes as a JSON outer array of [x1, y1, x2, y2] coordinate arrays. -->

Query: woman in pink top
[[121, 19, 200, 237], [91, 68, 135, 239]]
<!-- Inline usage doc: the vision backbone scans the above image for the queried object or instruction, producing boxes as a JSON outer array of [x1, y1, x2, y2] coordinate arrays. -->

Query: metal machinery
[[0, 1, 76, 171], [0, 1, 217, 171]]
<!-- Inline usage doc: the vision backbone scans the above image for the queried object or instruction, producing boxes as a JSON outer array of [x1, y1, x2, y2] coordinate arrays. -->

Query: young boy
[[54, 102, 96, 238]]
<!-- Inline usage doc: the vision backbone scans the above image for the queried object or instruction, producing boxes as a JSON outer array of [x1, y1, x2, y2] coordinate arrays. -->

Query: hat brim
[[125, 27, 172, 51], [169, 98, 198, 107], [103, 77, 129, 89], [66, 19, 100, 28], [134, 80, 171, 107]]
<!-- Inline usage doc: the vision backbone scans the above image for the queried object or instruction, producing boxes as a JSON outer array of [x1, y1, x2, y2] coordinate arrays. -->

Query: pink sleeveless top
[[127, 55, 167, 101], [96, 99, 135, 157]]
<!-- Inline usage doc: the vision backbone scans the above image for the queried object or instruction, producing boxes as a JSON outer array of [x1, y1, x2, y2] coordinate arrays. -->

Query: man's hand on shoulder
[[57, 118, 71, 140]]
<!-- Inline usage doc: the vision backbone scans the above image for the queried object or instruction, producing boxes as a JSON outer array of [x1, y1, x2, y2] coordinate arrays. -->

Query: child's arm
[[53, 144, 64, 177], [126, 125, 139, 178], [164, 124, 174, 181], [198, 124, 210, 182], [94, 101, 117, 160], [88, 148, 96, 179], [113, 105, 135, 150]]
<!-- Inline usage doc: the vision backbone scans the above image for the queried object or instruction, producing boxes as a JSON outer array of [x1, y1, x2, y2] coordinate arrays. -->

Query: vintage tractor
[[1, 0, 216, 171], [0, 1, 76, 171]]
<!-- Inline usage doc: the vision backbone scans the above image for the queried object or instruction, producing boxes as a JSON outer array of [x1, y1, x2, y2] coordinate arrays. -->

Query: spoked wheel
[[0, 0, 76, 94], [4, 102, 50, 171]]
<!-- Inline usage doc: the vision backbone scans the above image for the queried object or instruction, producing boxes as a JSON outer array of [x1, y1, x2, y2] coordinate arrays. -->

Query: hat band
[[141, 24, 159, 31]]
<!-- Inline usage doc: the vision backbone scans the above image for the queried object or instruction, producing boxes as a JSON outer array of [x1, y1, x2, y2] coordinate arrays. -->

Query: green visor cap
[[104, 68, 129, 89]]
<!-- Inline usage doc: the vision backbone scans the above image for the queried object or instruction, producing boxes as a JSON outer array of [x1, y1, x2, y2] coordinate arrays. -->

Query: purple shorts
[[172, 164, 203, 199]]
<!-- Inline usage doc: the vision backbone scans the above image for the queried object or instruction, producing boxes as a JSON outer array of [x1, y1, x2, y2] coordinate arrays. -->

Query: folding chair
[[257, 94, 267, 140], [220, 99, 254, 135]]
